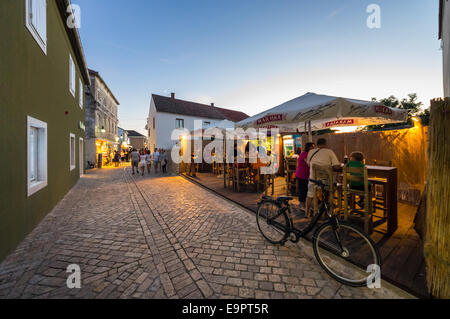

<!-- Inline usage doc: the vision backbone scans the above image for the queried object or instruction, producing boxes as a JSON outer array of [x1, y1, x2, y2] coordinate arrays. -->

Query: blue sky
[[76, 0, 442, 134]]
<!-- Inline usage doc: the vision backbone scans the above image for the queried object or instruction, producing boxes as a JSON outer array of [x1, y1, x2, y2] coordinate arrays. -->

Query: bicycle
[[256, 178, 381, 287]]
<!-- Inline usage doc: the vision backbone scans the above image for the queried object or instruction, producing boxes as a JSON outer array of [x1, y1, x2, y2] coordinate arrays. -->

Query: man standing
[[130, 148, 140, 175], [162, 150, 168, 173], [305, 138, 341, 217]]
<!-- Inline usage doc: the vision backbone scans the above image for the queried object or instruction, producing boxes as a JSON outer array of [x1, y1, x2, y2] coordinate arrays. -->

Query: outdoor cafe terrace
[[178, 93, 429, 298]]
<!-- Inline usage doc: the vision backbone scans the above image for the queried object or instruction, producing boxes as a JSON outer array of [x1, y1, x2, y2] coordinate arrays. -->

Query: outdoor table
[[339, 164, 398, 234]]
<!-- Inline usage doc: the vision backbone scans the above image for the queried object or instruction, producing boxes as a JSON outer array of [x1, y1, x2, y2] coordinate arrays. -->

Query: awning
[[236, 92, 408, 133]]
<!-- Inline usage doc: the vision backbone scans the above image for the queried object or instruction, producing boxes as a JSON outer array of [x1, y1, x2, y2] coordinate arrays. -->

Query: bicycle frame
[[261, 185, 344, 250]]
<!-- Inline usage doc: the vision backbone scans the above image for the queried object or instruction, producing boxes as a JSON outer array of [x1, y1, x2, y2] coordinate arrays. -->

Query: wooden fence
[[301, 124, 428, 205], [425, 98, 450, 298]]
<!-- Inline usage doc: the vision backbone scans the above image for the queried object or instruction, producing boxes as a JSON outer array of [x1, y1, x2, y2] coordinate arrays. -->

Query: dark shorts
[[132, 160, 139, 168], [296, 178, 308, 203]]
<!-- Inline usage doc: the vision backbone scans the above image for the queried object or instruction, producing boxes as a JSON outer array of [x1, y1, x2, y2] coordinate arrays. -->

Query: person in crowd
[[121, 149, 126, 163], [130, 148, 139, 175], [305, 138, 341, 218], [114, 151, 121, 167], [146, 149, 152, 174], [138, 150, 147, 176], [153, 148, 160, 173], [162, 150, 168, 173], [296, 142, 315, 214], [346, 151, 370, 208]]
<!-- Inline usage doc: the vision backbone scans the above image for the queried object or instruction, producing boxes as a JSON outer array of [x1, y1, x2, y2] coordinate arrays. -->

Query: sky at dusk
[[75, 0, 443, 135]]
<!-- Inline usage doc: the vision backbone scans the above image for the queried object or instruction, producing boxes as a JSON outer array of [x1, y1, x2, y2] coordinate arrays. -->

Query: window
[[27, 116, 47, 196], [70, 133, 76, 171], [25, 0, 47, 54], [79, 79, 83, 108], [153, 117, 155, 129], [204, 121, 211, 127], [69, 55, 76, 96], [176, 119, 184, 129]]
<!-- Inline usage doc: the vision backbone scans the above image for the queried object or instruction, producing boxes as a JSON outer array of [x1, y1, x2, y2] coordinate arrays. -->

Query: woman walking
[[138, 150, 147, 176], [146, 149, 152, 174], [296, 142, 315, 215]]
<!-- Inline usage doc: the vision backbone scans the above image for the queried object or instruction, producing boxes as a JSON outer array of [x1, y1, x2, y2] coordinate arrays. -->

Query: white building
[[440, 0, 450, 97], [146, 93, 249, 150]]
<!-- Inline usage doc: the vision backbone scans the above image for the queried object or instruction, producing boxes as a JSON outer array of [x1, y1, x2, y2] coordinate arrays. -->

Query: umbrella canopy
[[236, 92, 408, 133], [204, 119, 236, 130]]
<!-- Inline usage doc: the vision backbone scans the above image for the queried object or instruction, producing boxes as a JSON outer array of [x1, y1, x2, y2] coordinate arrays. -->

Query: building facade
[[0, 0, 90, 261], [127, 130, 148, 150], [146, 93, 249, 150], [84, 69, 120, 167], [440, 0, 450, 97]]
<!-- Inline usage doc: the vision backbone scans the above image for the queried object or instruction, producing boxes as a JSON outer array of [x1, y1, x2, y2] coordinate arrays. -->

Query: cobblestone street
[[0, 168, 413, 299]]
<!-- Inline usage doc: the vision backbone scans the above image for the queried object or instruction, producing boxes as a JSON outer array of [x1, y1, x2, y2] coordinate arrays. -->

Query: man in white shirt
[[305, 138, 341, 216]]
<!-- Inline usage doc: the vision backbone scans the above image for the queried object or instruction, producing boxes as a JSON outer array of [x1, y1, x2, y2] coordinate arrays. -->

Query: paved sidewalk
[[0, 168, 413, 299]]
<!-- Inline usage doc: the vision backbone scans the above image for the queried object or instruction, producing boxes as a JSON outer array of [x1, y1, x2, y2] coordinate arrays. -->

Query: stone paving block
[[0, 168, 411, 300]]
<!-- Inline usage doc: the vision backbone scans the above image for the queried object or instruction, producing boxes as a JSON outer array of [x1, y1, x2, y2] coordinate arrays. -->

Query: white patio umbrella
[[236, 92, 408, 137]]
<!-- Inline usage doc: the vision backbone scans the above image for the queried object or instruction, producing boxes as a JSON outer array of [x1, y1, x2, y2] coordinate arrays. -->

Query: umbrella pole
[[308, 121, 313, 142]]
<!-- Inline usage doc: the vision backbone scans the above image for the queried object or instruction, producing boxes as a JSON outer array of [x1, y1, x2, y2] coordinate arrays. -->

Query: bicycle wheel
[[313, 221, 381, 287], [256, 201, 290, 245]]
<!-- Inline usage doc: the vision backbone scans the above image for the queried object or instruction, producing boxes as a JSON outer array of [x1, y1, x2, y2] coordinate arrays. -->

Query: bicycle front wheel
[[313, 221, 381, 287], [256, 201, 290, 245]]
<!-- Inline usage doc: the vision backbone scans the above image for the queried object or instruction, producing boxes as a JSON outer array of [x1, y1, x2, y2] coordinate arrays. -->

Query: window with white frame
[[69, 55, 76, 96], [27, 116, 48, 196], [25, 0, 47, 54], [70, 133, 76, 170], [79, 79, 83, 108]]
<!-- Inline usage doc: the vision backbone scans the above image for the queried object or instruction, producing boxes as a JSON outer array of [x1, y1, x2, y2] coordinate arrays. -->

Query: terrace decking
[[182, 172, 429, 298]]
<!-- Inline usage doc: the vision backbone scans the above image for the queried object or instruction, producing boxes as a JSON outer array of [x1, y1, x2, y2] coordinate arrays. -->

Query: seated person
[[346, 151, 371, 208]]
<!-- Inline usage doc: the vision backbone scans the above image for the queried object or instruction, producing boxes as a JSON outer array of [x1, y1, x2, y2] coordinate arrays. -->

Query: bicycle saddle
[[277, 196, 293, 202]]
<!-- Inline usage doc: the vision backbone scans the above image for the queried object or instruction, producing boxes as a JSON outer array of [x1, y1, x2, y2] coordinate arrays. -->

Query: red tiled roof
[[152, 94, 249, 122]]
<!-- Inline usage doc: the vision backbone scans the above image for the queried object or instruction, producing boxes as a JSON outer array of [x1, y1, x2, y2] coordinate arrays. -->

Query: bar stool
[[285, 158, 298, 196], [342, 165, 373, 234], [224, 163, 234, 188], [311, 164, 337, 215], [368, 160, 391, 220]]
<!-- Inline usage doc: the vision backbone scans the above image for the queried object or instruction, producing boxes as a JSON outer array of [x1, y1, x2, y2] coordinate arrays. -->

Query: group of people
[[130, 148, 168, 176], [295, 138, 368, 217]]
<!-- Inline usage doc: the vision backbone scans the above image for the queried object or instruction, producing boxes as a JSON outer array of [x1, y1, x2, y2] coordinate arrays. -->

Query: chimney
[[211, 103, 215, 107], [171, 92, 175, 100]]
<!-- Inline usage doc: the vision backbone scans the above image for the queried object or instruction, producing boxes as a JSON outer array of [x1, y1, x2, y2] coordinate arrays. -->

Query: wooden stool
[[369, 177, 388, 220], [343, 166, 374, 234]]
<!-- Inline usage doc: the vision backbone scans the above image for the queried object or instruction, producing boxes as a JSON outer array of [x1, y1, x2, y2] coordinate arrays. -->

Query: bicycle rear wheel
[[313, 221, 381, 287], [256, 201, 290, 245]]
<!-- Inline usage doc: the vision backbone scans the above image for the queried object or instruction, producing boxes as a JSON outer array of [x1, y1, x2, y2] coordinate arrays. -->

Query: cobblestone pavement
[[0, 167, 413, 299]]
